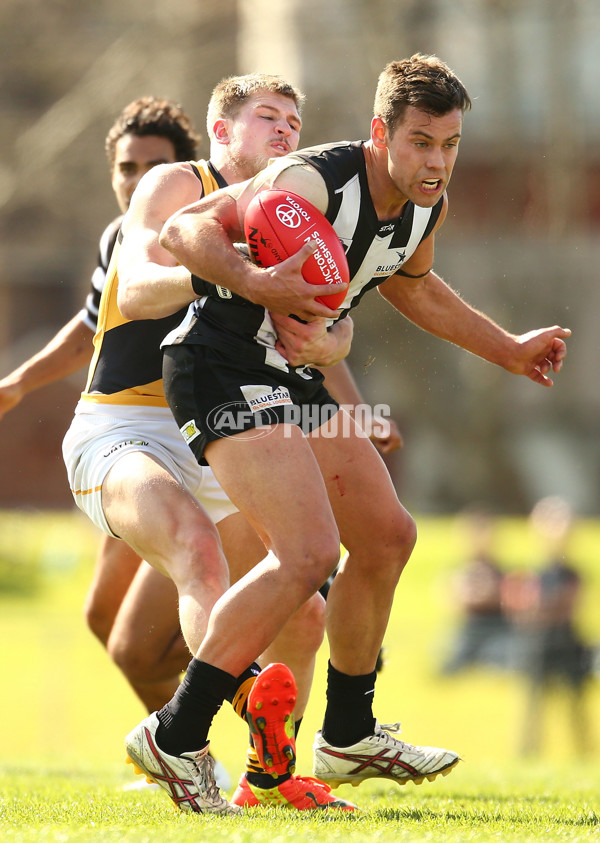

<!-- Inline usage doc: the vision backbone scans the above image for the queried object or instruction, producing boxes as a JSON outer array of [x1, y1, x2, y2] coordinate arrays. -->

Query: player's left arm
[[0, 314, 94, 420], [379, 197, 570, 387], [379, 262, 570, 387]]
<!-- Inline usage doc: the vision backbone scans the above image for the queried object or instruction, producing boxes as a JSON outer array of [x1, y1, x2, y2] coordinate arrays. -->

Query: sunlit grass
[[0, 510, 599, 839]]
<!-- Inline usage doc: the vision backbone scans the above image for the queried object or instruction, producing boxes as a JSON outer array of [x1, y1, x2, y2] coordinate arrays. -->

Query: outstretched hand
[[510, 326, 571, 386]]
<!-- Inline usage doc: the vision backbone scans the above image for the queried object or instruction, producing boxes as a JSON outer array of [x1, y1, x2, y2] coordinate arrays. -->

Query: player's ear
[[371, 116, 388, 150], [212, 119, 230, 144]]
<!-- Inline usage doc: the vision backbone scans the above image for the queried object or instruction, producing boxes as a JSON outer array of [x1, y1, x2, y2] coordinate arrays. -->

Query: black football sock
[[155, 658, 236, 756], [246, 768, 292, 789], [321, 660, 377, 747], [294, 716, 303, 738]]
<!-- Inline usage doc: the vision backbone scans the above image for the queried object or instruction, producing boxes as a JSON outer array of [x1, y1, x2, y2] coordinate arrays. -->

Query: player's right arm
[[0, 314, 94, 420], [117, 163, 208, 320], [159, 164, 347, 322]]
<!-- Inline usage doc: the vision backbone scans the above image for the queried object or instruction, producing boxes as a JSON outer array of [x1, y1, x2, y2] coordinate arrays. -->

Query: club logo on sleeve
[[240, 384, 293, 413]]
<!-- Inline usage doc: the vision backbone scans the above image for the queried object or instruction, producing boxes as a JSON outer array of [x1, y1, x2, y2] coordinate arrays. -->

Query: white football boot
[[125, 712, 240, 814], [313, 722, 460, 788]]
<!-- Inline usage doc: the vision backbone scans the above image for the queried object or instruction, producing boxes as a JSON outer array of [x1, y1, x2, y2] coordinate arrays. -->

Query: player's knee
[[367, 510, 417, 583], [108, 635, 151, 683], [169, 520, 229, 594], [301, 535, 342, 598], [288, 591, 326, 654], [83, 594, 113, 647], [399, 511, 418, 560]]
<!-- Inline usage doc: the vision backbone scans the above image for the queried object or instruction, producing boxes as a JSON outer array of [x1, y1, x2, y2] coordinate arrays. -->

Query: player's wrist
[[190, 273, 207, 298], [0, 376, 25, 405], [241, 264, 275, 307]]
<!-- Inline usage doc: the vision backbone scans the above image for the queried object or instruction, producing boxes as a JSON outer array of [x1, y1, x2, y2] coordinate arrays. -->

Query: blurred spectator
[[440, 507, 512, 675], [504, 497, 594, 757]]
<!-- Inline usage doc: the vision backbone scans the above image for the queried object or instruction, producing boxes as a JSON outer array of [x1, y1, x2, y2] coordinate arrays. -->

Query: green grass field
[[0, 510, 599, 840]]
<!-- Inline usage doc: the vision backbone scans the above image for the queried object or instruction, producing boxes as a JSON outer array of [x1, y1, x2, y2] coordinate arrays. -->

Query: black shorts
[[163, 343, 339, 463]]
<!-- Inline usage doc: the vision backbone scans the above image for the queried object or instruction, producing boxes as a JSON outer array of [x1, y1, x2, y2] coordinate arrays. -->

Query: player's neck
[[210, 154, 263, 187], [363, 141, 408, 221]]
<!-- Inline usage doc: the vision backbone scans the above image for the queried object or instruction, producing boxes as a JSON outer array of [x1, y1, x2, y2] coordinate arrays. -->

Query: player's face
[[224, 92, 301, 180], [111, 134, 177, 213], [382, 106, 463, 208]]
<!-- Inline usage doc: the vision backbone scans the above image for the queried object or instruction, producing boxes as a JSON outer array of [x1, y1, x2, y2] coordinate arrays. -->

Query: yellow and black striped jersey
[[81, 160, 225, 408]]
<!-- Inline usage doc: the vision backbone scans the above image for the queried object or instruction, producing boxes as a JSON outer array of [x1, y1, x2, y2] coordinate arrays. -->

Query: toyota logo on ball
[[276, 203, 302, 228]]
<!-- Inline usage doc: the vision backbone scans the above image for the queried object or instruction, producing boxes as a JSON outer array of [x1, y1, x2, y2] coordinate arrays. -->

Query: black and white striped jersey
[[167, 141, 443, 370], [79, 216, 123, 332], [291, 141, 443, 313]]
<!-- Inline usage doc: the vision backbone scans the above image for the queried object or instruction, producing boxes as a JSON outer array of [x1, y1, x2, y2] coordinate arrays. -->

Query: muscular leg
[[84, 534, 142, 647], [198, 424, 340, 677], [308, 411, 416, 676], [107, 562, 189, 712], [218, 509, 326, 720], [101, 451, 230, 655], [99, 456, 324, 720]]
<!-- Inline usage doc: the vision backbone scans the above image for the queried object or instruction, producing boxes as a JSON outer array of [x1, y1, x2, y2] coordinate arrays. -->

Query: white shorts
[[62, 401, 238, 537]]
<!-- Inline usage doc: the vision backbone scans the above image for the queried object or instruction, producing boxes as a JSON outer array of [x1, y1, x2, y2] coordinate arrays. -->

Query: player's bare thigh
[[101, 450, 222, 578], [308, 407, 414, 553], [205, 423, 340, 567]]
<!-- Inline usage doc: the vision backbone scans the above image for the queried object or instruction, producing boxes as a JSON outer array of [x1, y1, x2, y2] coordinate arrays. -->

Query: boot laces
[[191, 751, 225, 805], [376, 722, 411, 750]]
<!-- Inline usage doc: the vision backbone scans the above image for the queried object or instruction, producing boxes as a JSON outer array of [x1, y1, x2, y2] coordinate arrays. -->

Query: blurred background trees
[[1, 0, 599, 514]]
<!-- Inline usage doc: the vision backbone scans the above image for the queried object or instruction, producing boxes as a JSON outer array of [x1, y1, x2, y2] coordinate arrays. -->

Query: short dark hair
[[374, 54, 472, 136], [105, 96, 201, 166], [207, 74, 305, 137]]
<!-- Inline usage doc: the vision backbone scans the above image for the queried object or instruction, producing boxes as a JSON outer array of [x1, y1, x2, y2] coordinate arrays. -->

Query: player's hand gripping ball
[[244, 189, 349, 310]]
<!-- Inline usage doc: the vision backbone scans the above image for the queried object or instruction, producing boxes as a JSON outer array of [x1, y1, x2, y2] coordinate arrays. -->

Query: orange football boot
[[231, 772, 357, 810], [246, 662, 297, 778]]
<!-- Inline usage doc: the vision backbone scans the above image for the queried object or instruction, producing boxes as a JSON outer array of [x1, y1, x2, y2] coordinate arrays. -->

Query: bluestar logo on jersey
[[240, 384, 293, 412]]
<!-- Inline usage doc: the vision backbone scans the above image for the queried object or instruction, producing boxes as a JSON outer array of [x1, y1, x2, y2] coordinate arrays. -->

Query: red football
[[244, 189, 348, 310]]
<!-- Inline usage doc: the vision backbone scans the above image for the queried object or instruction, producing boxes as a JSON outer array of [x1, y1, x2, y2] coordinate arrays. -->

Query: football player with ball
[[122, 56, 570, 810]]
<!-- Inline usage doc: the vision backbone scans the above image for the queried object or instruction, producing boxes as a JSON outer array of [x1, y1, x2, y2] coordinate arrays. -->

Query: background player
[[0, 97, 200, 723]]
